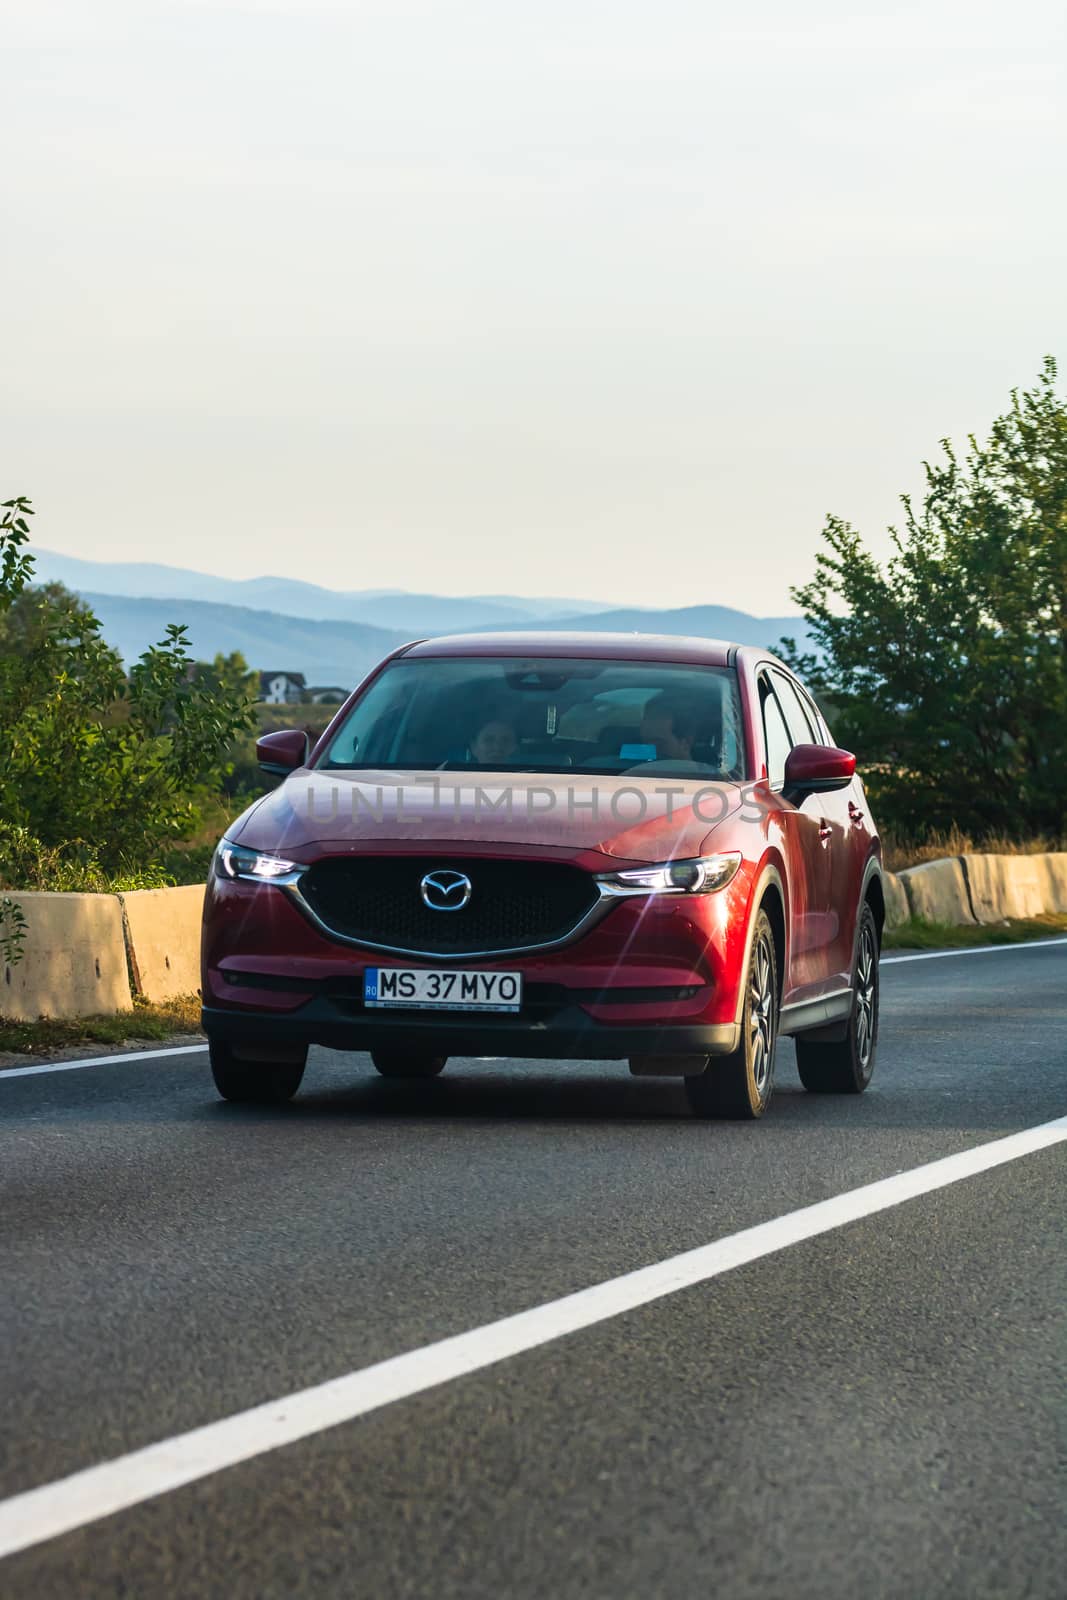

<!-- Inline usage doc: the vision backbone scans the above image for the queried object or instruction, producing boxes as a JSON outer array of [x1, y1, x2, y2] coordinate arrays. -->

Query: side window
[[771, 671, 818, 746], [759, 678, 792, 788], [801, 686, 834, 747]]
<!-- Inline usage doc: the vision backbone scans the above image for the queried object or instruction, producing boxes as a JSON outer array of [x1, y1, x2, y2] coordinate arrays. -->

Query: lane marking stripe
[[883, 936, 1067, 964], [1, 938, 1063, 1081], [0, 1044, 208, 1081], [1, 1112, 1064, 1562]]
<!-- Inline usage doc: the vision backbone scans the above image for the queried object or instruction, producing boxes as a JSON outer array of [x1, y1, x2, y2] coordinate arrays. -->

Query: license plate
[[363, 967, 523, 1013]]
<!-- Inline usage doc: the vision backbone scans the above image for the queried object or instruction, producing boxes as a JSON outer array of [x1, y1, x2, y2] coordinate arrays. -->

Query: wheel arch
[[732, 859, 788, 1030], [859, 855, 886, 949], [759, 878, 786, 1001]]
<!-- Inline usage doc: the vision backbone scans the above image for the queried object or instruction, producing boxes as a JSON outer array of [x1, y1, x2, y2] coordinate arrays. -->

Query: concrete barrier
[[897, 858, 976, 926], [119, 885, 205, 1004], [882, 872, 910, 930], [961, 853, 1045, 923], [1034, 853, 1067, 915], [1, 892, 133, 1022]]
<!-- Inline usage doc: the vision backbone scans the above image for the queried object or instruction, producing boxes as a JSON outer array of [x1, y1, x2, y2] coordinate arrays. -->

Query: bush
[[0, 823, 173, 893], [0, 497, 258, 886]]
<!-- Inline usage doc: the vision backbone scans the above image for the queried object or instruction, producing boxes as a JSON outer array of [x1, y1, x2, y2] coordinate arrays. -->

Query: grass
[[883, 913, 1067, 950], [0, 993, 202, 1057], [882, 828, 1066, 873]]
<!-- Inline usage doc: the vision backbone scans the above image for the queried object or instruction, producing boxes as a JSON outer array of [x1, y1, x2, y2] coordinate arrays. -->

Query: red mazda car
[[202, 633, 883, 1119]]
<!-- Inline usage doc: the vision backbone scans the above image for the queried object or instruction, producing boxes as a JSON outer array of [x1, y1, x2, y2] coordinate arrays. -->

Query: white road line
[[0, 1044, 208, 1081], [1, 1113, 1064, 1563], [883, 936, 1067, 964]]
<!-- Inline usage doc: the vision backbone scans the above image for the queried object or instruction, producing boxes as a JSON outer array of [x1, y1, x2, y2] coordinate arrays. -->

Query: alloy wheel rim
[[748, 935, 775, 1095], [855, 927, 877, 1069]]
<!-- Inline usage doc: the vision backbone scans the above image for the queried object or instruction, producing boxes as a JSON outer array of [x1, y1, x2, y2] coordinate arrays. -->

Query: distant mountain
[[36, 549, 809, 686], [32, 549, 619, 631], [76, 590, 810, 690], [79, 593, 408, 689], [475, 603, 812, 653], [36, 549, 809, 661]]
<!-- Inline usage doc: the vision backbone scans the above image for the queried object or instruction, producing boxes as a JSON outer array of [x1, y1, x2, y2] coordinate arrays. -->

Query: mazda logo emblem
[[420, 869, 472, 911]]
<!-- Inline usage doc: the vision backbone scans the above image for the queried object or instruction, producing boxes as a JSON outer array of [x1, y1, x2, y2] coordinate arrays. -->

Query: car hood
[[232, 768, 743, 865]]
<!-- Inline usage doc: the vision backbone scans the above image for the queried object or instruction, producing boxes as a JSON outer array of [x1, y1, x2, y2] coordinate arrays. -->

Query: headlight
[[214, 839, 304, 884], [597, 852, 742, 896]]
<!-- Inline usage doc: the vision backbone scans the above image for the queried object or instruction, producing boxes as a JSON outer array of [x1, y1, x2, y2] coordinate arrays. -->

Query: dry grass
[[0, 993, 202, 1058], [882, 828, 1066, 874]]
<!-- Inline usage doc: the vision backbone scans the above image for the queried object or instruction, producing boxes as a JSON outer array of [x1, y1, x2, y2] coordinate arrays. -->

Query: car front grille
[[297, 855, 602, 955]]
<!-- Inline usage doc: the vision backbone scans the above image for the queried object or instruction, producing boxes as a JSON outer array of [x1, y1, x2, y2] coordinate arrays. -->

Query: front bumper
[[201, 998, 741, 1060], [201, 854, 756, 1061]]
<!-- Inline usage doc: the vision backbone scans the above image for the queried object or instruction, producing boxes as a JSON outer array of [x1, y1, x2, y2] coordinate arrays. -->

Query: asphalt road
[[1, 942, 1065, 1599]]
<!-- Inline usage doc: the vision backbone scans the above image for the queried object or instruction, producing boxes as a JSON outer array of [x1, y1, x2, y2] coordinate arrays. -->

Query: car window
[[798, 684, 834, 746], [759, 678, 792, 788], [318, 657, 748, 780], [770, 671, 818, 746]]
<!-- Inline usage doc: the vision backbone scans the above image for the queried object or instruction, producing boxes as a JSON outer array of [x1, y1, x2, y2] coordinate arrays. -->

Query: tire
[[209, 1038, 306, 1104], [685, 909, 779, 1120], [795, 903, 879, 1094], [371, 1051, 448, 1080]]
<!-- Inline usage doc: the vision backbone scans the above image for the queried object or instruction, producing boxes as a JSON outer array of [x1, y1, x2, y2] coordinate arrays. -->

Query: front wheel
[[371, 1051, 448, 1079], [209, 1039, 307, 1104], [685, 909, 779, 1120], [795, 903, 879, 1093]]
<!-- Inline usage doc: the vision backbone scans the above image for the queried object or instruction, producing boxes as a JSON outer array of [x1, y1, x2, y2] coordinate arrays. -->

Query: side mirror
[[783, 742, 856, 798], [256, 728, 309, 777]]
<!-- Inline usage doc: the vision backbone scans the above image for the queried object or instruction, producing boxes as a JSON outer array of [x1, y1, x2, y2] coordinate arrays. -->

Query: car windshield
[[318, 657, 746, 779]]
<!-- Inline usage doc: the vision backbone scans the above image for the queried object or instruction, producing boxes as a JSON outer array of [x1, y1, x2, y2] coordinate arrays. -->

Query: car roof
[[400, 631, 739, 667]]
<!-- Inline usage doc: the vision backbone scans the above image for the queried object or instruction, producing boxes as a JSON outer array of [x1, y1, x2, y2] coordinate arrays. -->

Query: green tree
[[188, 650, 259, 699], [779, 358, 1067, 838], [0, 578, 103, 656], [0, 498, 258, 881]]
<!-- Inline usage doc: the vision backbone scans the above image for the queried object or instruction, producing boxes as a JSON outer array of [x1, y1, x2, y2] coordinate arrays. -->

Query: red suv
[[202, 633, 883, 1119]]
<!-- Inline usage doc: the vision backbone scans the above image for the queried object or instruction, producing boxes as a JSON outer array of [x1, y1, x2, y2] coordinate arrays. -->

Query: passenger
[[638, 695, 699, 761], [470, 718, 518, 765]]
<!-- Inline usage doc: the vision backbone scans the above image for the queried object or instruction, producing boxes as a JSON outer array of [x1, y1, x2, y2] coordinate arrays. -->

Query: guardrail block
[[1, 892, 133, 1022], [898, 859, 976, 926], [883, 872, 910, 930], [1035, 852, 1067, 915], [961, 854, 1045, 923], [119, 886, 205, 1003]]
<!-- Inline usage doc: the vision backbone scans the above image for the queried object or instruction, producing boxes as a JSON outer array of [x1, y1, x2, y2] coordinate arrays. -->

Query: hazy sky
[[4, 0, 1065, 612]]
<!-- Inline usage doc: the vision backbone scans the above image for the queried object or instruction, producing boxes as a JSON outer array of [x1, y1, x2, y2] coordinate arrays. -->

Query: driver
[[470, 718, 518, 765], [638, 695, 699, 761]]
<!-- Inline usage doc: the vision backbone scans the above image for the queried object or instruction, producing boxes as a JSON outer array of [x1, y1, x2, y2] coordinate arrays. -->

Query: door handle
[[848, 801, 864, 825], [818, 820, 833, 843]]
